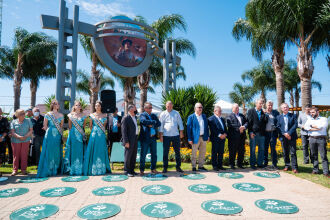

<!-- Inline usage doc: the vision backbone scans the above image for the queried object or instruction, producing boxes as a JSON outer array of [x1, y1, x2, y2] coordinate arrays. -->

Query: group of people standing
[[1, 98, 329, 178]]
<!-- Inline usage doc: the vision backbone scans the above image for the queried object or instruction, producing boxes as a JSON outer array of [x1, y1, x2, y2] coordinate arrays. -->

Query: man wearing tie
[[208, 106, 227, 171], [247, 99, 268, 169], [276, 103, 298, 173], [187, 103, 209, 172], [226, 103, 248, 169], [121, 104, 139, 177]]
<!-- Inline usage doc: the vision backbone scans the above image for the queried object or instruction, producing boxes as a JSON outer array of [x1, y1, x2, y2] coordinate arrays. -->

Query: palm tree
[[136, 15, 196, 113], [76, 69, 115, 104], [10, 27, 57, 111], [252, 0, 330, 110], [241, 60, 275, 106], [284, 60, 322, 111], [232, 2, 290, 111], [79, 35, 115, 112], [229, 83, 256, 115]]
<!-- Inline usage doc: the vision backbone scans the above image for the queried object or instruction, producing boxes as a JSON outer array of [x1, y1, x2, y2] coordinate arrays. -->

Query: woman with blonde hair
[[37, 99, 64, 177], [10, 109, 33, 176], [62, 100, 88, 175], [83, 101, 111, 175]]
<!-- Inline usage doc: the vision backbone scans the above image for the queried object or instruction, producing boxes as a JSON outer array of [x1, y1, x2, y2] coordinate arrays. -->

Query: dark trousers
[[228, 137, 245, 167], [0, 141, 5, 164], [211, 139, 225, 169], [140, 137, 157, 171], [281, 138, 298, 169], [301, 134, 312, 163], [109, 132, 121, 149], [32, 135, 44, 166], [124, 136, 138, 174], [264, 131, 278, 166], [310, 137, 329, 175], [163, 135, 181, 169]]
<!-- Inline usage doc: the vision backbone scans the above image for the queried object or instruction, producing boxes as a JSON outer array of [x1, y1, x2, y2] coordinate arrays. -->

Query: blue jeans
[[163, 136, 181, 169], [139, 138, 157, 171], [264, 131, 278, 166], [249, 134, 265, 167]]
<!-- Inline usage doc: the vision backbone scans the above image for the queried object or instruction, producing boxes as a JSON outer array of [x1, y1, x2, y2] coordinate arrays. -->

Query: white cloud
[[69, 0, 135, 19]]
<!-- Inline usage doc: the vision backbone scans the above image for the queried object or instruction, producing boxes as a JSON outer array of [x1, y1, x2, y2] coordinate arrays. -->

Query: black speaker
[[100, 90, 116, 113]]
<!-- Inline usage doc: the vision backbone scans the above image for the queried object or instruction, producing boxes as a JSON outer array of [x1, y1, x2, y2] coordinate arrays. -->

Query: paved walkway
[[0, 169, 329, 219]]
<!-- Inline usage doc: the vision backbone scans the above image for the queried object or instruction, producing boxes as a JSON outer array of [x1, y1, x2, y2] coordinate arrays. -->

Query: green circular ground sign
[[141, 185, 173, 195], [232, 183, 265, 192], [254, 172, 280, 178], [188, 184, 220, 194], [19, 177, 49, 183], [142, 174, 168, 181], [218, 172, 244, 179], [77, 203, 121, 219], [181, 173, 206, 180], [102, 175, 128, 182], [255, 199, 299, 214], [0, 177, 8, 182], [201, 200, 243, 215], [10, 204, 59, 220], [92, 186, 125, 196], [40, 187, 76, 197], [141, 201, 182, 218], [61, 176, 89, 182], [0, 188, 29, 198]]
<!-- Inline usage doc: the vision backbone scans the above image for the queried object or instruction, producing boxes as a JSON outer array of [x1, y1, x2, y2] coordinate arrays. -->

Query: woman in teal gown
[[37, 100, 64, 178], [83, 101, 111, 175], [62, 101, 88, 176]]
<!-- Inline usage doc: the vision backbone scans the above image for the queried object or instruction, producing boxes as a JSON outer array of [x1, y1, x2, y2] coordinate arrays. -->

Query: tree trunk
[[289, 90, 294, 113], [242, 102, 247, 116], [123, 77, 135, 115], [89, 52, 101, 113], [271, 47, 285, 112], [297, 44, 313, 112], [260, 90, 266, 109], [30, 80, 37, 108], [294, 88, 299, 115], [137, 70, 150, 113], [13, 53, 23, 111]]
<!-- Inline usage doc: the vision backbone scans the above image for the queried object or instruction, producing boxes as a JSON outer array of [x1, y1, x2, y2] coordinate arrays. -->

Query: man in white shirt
[[304, 107, 329, 177], [187, 103, 209, 171], [159, 101, 184, 173]]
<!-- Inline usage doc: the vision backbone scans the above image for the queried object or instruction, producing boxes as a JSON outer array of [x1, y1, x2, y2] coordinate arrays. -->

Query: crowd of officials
[[0, 98, 328, 178]]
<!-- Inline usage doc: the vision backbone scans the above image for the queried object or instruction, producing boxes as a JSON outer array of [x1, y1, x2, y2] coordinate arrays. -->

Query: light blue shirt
[[283, 114, 289, 132], [159, 110, 184, 137], [217, 116, 224, 130], [112, 116, 118, 133]]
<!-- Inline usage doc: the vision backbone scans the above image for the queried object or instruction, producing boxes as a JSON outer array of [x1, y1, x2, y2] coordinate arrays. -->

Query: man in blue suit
[[139, 102, 161, 175], [208, 106, 227, 171], [187, 103, 209, 172], [277, 103, 298, 173]]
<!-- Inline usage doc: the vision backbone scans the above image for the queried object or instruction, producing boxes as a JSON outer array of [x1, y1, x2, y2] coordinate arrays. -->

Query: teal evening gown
[[62, 116, 87, 175], [83, 116, 111, 175], [37, 115, 63, 178]]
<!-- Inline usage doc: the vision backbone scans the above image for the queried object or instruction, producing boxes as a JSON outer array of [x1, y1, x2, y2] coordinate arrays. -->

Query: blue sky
[[0, 0, 329, 113]]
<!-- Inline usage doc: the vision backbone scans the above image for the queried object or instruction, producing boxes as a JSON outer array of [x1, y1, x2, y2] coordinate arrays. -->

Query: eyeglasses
[[197, 107, 203, 109]]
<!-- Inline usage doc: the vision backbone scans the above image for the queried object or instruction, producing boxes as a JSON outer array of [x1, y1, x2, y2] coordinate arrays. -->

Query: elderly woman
[[10, 109, 33, 176]]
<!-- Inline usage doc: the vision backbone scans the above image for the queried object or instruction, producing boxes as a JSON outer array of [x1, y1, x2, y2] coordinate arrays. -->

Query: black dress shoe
[[176, 167, 183, 173], [162, 169, 167, 173], [192, 167, 197, 172], [251, 166, 257, 170], [218, 166, 226, 170], [231, 165, 236, 169], [237, 165, 244, 169], [198, 166, 208, 172], [272, 165, 279, 170], [257, 165, 264, 168], [133, 171, 139, 175], [213, 168, 219, 171]]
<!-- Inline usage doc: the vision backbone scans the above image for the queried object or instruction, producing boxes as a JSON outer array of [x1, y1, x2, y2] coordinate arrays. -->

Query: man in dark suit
[[247, 99, 268, 169], [139, 102, 161, 175], [208, 106, 228, 171], [226, 103, 248, 169], [277, 103, 298, 173], [121, 104, 139, 177]]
